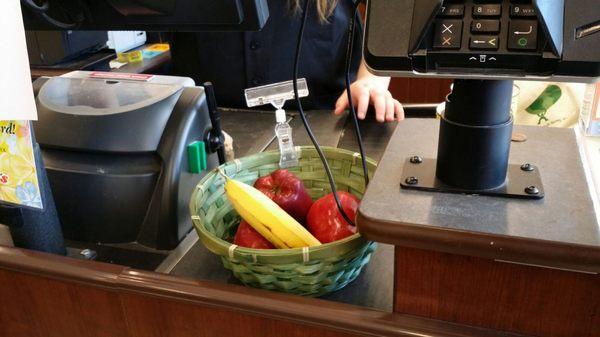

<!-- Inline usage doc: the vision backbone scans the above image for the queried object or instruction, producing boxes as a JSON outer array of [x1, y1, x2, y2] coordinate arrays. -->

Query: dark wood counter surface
[[358, 119, 600, 273], [356, 118, 599, 337]]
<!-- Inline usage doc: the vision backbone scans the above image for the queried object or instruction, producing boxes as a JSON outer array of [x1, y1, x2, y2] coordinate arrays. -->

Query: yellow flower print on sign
[[0, 121, 42, 209]]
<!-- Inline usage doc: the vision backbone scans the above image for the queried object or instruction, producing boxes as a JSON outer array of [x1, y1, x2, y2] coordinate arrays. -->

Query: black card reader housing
[[364, 0, 600, 81]]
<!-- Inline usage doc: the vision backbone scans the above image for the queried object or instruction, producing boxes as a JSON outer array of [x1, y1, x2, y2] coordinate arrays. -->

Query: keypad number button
[[510, 5, 536, 18], [439, 4, 465, 18], [473, 4, 502, 17], [471, 20, 501, 34]]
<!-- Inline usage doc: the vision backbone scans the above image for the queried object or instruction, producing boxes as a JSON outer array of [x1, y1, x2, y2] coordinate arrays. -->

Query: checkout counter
[[1, 108, 528, 337], [1, 0, 599, 336], [1, 106, 598, 337]]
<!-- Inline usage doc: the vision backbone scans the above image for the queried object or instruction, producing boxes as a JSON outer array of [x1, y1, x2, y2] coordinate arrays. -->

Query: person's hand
[[334, 76, 404, 123]]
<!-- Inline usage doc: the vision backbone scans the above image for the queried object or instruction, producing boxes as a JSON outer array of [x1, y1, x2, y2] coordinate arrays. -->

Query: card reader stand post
[[400, 79, 544, 199]]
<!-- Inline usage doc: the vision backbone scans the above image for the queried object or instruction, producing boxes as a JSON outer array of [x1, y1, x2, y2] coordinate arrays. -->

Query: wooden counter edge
[[357, 211, 600, 274], [0, 245, 524, 337]]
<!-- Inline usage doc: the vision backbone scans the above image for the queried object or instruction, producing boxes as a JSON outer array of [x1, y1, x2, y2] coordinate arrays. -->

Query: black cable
[[21, 0, 80, 30], [52, 0, 86, 29], [293, 0, 355, 226], [344, 1, 369, 187], [75, 0, 92, 25], [22, 0, 49, 12], [40, 12, 78, 29]]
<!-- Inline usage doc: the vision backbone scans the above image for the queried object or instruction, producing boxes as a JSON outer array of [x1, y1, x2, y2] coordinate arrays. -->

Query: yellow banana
[[223, 175, 321, 249], [227, 194, 289, 248]]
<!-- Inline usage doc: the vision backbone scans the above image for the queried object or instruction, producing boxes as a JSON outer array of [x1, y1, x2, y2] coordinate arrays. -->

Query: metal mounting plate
[[400, 157, 545, 199]]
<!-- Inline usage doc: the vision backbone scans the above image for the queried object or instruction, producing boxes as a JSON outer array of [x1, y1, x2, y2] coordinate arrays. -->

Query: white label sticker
[[0, 0, 38, 121]]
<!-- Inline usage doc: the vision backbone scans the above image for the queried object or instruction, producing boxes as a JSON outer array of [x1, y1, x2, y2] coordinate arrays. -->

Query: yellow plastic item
[[117, 50, 143, 63], [145, 43, 170, 52]]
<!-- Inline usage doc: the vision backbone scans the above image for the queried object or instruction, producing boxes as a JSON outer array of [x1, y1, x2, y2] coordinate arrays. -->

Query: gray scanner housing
[[32, 72, 219, 249]]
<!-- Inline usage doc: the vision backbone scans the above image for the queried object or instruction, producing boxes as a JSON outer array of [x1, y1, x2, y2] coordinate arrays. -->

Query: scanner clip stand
[[245, 79, 310, 168]]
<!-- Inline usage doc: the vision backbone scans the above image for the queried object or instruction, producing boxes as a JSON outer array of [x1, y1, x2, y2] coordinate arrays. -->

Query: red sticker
[[89, 72, 155, 82], [0, 173, 9, 185]]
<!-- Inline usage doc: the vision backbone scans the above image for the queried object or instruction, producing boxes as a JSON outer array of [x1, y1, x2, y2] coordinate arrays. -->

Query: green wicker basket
[[190, 146, 377, 297]]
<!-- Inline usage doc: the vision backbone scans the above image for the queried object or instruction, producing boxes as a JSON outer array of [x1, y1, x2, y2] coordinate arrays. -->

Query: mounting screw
[[521, 163, 535, 172], [405, 177, 419, 185], [410, 156, 423, 164], [525, 186, 540, 195]]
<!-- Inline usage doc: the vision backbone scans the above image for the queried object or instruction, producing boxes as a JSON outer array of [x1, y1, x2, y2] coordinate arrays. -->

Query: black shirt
[[171, 0, 362, 110]]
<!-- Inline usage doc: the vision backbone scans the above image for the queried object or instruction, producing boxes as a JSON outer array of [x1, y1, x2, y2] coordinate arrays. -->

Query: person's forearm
[[356, 58, 391, 88]]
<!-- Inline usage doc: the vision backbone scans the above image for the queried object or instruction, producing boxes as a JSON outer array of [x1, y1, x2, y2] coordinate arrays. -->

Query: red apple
[[254, 169, 313, 224], [307, 192, 359, 244], [233, 220, 274, 249]]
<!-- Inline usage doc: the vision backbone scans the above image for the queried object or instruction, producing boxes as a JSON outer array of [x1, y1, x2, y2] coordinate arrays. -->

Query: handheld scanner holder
[[364, 0, 600, 82], [245, 79, 309, 169]]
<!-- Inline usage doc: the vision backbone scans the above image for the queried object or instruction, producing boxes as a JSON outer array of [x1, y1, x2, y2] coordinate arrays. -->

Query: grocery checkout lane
[[3, 107, 511, 337], [1, 1, 600, 337], [2, 103, 598, 336], [43, 107, 400, 311]]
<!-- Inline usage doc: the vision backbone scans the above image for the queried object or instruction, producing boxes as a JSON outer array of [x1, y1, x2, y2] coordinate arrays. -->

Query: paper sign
[[0, 1, 43, 209], [0, 0, 38, 121], [0, 121, 43, 209]]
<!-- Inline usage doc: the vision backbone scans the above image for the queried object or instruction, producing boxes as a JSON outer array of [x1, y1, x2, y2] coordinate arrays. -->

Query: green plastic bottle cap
[[187, 141, 207, 174]]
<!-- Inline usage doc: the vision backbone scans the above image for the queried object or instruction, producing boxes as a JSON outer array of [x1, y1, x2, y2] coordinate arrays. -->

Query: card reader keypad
[[434, 0, 539, 53]]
